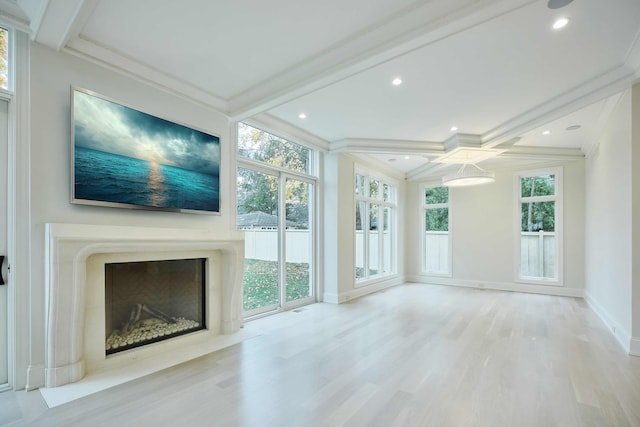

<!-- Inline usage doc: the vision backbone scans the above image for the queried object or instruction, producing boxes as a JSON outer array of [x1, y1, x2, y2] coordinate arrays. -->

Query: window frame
[[514, 167, 563, 286], [235, 122, 319, 318], [421, 182, 452, 277], [354, 169, 397, 286]]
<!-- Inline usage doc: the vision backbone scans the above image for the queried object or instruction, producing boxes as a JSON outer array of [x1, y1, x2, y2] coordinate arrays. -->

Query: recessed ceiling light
[[392, 77, 403, 86], [566, 125, 581, 131], [552, 17, 569, 30], [542, 130, 551, 135], [404, 156, 410, 160], [298, 113, 307, 119], [450, 126, 458, 132]]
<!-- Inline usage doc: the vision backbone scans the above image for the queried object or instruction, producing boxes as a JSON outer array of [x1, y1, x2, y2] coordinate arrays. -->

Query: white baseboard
[[323, 275, 404, 304], [26, 364, 45, 391], [630, 338, 640, 357], [584, 291, 633, 355], [405, 275, 584, 298]]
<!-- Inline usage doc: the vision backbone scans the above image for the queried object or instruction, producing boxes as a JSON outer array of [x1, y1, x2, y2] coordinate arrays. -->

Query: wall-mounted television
[[71, 87, 221, 214]]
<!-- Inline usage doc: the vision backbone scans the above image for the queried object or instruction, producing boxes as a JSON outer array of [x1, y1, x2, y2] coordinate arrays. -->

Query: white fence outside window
[[244, 230, 310, 263], [423, 231, 556, 278]]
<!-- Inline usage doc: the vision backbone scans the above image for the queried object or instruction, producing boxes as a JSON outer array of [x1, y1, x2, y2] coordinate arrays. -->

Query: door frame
[[238, 159, 317, 318], [0, 92, 13, 392]]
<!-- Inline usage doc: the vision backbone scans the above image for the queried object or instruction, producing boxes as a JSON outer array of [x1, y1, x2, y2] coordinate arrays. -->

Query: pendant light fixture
[[442, 163, 495, 187]]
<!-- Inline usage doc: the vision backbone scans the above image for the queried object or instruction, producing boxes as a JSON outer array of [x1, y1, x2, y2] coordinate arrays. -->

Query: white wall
[[406, 159, 585, 296], [584, 89, 633, 350], [20, 43, 234, 389], [323, 153, 405, 303], [633, 84, 640, 353]]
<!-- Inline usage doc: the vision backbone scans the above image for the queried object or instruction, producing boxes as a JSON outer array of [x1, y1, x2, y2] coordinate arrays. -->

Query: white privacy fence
[[424, 232, 449, 273], [423, 231, 555, 278], [520, 231, 556, 278], [244, 229, 311, 263]]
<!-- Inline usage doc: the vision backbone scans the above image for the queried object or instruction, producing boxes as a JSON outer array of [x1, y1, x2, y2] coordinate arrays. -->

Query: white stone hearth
[[43, 223, 245, 394]]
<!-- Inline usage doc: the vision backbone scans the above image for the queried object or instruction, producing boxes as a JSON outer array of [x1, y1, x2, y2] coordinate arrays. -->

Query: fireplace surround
[[43, 223, 245, 389]]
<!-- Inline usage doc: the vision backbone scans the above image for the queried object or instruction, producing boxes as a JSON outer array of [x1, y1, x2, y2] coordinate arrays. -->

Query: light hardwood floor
[[2, 284, 640, 426]]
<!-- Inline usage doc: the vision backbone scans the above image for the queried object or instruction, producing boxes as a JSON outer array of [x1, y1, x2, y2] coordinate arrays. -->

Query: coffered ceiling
[[5, 0, 640, 178]]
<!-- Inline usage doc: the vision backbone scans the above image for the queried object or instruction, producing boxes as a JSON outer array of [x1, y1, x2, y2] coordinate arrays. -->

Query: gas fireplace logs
[[106, 303, 200, 351]]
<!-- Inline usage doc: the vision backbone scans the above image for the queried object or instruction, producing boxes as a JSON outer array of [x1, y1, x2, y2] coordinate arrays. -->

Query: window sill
[[516, 277, 563, 287], [355, 273, 399, 288]]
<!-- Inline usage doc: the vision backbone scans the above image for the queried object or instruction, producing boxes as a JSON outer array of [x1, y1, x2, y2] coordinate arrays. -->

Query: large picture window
[[516, 168, 562, 283], [236, 123, 316, 316], [422, 185, 450, 275], [355, 172, 396, 282]]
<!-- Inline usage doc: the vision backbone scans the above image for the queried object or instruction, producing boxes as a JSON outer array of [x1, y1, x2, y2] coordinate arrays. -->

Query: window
[[237, 122, 311, 174], [0, 28, 8, 90], [516, 168, 562, 283], [422, 185, 450, 275], [236, 123, 316, 316], [355, 172, 395, 282]]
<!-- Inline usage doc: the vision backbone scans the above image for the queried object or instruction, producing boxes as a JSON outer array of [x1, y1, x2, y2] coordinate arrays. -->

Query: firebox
[[105, 258, 206, 355]]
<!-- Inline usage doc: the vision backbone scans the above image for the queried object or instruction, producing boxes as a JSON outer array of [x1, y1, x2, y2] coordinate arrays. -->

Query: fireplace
[[105, 258, 206, 355], [43, 223, 245, 390]]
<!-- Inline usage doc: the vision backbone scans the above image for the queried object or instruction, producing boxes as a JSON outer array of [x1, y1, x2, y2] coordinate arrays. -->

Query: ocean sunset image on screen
[[72, 88, 220, 213]]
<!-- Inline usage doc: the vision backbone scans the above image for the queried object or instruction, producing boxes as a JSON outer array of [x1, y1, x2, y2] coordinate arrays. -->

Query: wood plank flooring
[[2, 284, 640, 426]]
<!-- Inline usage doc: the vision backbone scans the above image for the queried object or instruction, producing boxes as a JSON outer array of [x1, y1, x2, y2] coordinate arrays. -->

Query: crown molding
[[0, 0, 32, 33], [443, 133, 482, 152], [26, 0, 96, 49], [497, 145, 584, 161], [624, 25, 640, 73], [227, 0, 536, 120], [583, 91, 625, 158], [350, 153, 406, 181], [331, 138, 443, 156], [64, 36, 229, 114], [405, 161, 451, 182], [481, 65, 636, 150]]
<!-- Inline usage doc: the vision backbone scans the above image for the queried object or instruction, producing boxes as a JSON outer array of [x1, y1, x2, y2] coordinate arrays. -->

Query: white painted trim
[[584, 291, 632, 355], [513, 166, 563, 286], [497, 146, 584, 161], [482, 65, 637, 149], [64, 36, 228, 114], [0, 1, 32, 34], [419, 182, 452, 276], [331, 138, 443, 156], [324, 275, 404, 304], [585, 91, 626, 158], [405, 275, 583, 298], [11, 30, 31, 391], [623, 25, 640, 72], [228, 0, 536, 119], [52, 0, 99, 52]]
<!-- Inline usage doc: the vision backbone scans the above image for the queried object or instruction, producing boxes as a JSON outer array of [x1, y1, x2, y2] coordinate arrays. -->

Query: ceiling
[[4, 0, 640, 179]]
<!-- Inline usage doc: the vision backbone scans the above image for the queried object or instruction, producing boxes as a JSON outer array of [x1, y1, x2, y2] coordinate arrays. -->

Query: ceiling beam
[[331, 138, 444, 156], [227, 0, 537, 121], [481, 65, 636, 149], [28, 0, 99, 50]]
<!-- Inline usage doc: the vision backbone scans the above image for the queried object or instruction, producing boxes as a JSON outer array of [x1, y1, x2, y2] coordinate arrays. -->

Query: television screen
[[71, 87, 220, 214]]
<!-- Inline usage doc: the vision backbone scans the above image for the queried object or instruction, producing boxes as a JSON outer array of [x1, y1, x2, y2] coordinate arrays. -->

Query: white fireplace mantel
[[44, 223, 245, 388]]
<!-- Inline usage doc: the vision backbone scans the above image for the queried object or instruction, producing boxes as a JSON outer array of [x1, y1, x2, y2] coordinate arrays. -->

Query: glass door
[[237, 169, 315, 316], [284, 177, 314, 307], [0, 99, 8, 387], [237, 167, 280, 316]]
